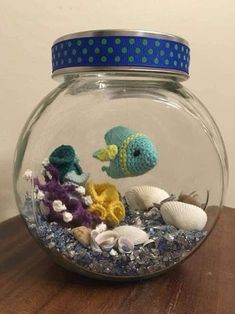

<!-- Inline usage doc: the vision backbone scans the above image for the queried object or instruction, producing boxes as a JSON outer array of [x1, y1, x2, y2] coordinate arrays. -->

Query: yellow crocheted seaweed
[[86, 181, 125, 225], [105, 201, 125, 226], [86, 181, 119, 203], [88, 203, 106, 220]]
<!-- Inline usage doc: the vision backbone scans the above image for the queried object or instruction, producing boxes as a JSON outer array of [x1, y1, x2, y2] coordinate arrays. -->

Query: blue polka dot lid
[[52, 30, 190, 80]]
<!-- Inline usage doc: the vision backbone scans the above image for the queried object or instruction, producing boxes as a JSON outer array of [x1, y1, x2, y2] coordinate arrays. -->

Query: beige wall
[[0, 0, 234, 221]]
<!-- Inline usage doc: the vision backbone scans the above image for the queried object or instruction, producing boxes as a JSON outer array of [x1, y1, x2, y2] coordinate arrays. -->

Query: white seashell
[[160, 201, 207, 231], [114, 225, 149, 245], [90, 230, 102, 252], [125, 186, 169, 211], [95, 230, 119, 250], [118, 236, 134, 254]]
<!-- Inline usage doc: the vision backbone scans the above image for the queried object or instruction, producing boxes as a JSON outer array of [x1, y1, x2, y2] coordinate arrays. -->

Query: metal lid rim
[[53, 29, 189, 46], [52, 66, 189, 81]]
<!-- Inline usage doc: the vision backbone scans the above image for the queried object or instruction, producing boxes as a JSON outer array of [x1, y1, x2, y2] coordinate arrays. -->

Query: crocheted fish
[[93, 126, 158, 178]]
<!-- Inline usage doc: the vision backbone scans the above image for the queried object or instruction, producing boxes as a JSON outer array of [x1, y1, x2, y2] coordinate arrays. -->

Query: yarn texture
[[49, 145, 89, 185], [93, 126, 158, 178], [86, 181, 125, 226]]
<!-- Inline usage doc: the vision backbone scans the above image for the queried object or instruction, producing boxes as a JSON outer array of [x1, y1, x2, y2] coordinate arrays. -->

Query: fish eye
[[133, 149, 141, 157]]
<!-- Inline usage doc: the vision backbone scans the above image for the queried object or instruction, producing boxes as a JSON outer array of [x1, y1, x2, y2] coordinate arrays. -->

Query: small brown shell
[[72, 226, 91, 247], [178, 191, 201, 207]]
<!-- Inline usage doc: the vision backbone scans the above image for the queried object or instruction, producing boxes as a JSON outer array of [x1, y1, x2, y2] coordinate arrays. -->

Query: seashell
[[95, 230, 119, 250], [143, 239, 155, 247], [160, 201, 207, 231], [118, 236, 134, 254], [90, 230, 102, 252], [114, 225, 149, 245], [72, 226, 91, 247], [125, 186, 169, 211]]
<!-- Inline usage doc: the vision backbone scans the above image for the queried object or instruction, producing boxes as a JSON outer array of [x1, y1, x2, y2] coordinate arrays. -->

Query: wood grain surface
[[0, 208, 234, 314]]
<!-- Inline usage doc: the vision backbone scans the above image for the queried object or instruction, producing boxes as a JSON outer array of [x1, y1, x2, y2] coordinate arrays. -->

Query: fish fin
[[104, 126, 134, 146], [93, 145, 118, 161]]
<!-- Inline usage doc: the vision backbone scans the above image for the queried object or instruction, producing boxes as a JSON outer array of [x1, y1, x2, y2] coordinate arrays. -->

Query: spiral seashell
[[91, 230, 119, 251], [125, 185, 169, 211], [90, 230, 102, 252], [160, 201, 207, 231], [118, 236, 134, 254], [114, 225, 149, 245]]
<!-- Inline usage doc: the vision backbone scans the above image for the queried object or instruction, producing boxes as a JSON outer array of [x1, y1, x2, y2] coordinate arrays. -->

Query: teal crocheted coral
[[49, 145, 87, 184]]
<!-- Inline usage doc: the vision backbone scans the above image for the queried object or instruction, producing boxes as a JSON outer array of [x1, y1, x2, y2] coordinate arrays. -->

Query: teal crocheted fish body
[[93, 126, 158, 178]]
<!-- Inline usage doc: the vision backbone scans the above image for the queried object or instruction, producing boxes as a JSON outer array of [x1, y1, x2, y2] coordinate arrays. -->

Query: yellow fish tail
[[93, 144, 118, 161]]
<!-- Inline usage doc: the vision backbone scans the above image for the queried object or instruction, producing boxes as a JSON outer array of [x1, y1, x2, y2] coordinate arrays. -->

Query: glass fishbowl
[[13, 30, 228, 281]]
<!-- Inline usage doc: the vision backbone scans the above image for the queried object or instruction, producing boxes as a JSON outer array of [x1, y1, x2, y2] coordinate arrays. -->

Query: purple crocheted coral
[[34, 164, 100, 227]]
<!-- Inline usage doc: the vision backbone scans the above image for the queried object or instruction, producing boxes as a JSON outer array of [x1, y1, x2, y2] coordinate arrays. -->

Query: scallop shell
[[160, 201, 207, 231], [114, 225, 149, 245], [118, 236, 134, 254], [125, 186, 169, 211], [93, 230, 119, 251]]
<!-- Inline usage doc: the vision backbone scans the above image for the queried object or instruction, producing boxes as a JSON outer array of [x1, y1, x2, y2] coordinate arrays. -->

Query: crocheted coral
[[86, 181, 125, 226], [49, 145, 83, 182], [49, 145, 89, 185], [34, 164, 100, 227]]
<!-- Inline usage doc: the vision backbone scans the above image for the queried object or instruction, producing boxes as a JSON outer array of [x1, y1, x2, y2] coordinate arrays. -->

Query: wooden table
[[0, 208, 234, 314]]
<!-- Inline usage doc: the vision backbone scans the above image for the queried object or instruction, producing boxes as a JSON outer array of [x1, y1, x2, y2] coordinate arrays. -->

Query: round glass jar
[[13, 30, 228, 281]]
